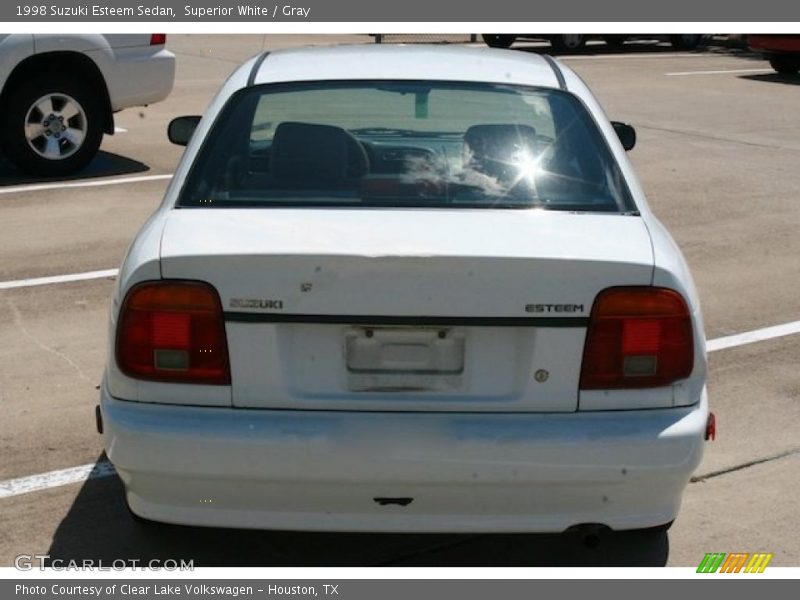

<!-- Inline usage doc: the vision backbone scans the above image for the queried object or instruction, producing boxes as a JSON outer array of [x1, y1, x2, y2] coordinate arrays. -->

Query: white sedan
[[100, 45, 711, 534]]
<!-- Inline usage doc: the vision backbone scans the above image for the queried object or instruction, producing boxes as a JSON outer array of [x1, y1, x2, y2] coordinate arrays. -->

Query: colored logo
[[697, 552, 773, 573]]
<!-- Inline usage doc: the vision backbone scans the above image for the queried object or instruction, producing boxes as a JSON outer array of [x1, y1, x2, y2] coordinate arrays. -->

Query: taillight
[[150, 34, 167, 46], [579, 287, 693, 390], [116, 281, 230, 385]]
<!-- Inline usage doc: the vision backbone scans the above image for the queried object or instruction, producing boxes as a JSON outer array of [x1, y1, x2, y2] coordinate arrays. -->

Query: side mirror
[[168, 116, 201, 146], [611, 121, 636, 151]]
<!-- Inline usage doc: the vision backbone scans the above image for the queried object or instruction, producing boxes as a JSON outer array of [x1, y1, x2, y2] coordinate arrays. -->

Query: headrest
[[270, 122, 356, 186], [463, 124, 538, 163]]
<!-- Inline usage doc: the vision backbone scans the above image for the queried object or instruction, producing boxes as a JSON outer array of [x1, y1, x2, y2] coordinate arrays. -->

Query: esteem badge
[[526, 303, 584, 313]]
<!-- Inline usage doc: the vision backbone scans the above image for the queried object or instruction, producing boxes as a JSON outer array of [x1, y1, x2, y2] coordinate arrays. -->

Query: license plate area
[[345, 327, 465, 392]]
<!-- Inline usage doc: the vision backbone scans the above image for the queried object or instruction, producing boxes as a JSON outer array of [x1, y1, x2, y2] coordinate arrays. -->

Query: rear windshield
[[177, 80, 635, 212]]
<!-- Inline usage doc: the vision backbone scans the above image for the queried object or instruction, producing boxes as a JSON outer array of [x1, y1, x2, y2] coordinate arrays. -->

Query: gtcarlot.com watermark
[[15, 554, 194, 571]]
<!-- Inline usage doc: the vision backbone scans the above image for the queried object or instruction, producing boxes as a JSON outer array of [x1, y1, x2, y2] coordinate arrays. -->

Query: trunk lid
[[160, 208, 654, 412]]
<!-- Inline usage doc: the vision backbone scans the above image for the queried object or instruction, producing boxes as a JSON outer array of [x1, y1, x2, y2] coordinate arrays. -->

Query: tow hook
[[705, 412, 716, 441]]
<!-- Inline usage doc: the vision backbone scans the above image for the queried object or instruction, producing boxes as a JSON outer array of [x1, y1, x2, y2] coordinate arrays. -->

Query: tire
[[769, 55, 800, 75], [670, 34, 703, 50], [0, 74, 105, 177], [550, 35, 586, 53], [482, 34, 516, 49], [603, 35, 627, 50]]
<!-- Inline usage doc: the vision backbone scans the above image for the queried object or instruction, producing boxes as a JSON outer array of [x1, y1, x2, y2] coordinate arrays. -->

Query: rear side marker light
[[580, 287, 694, 390], [705, 412, 716, 441], [150, 34, 167, 46], [116, 281, 230, 385]]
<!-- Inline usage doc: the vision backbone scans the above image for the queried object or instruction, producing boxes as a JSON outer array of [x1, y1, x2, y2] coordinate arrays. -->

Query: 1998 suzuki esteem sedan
[[99, 45, 711, 533]]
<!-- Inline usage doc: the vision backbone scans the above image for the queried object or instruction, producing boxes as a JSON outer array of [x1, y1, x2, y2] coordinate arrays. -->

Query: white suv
[[0, 34, 175, 176]]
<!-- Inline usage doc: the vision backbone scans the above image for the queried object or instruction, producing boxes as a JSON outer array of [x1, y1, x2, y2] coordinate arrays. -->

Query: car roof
[[244, 44, 563, 90]]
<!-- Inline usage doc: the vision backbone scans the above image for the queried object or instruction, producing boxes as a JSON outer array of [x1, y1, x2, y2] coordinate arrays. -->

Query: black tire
[[769, 55, 800, 75], [482, 34, 516, 49], [670, 35, 703, 51], [0, 74, 105, 177], [603, 35, 627, 50], [550, 35, 586, 53]]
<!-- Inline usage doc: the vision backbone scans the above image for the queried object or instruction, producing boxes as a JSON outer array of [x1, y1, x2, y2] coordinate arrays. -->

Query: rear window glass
[[177, 80, 634, 212]]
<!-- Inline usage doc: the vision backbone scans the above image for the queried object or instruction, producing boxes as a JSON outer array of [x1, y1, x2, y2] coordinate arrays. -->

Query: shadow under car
[[45, 454, 669, 567]]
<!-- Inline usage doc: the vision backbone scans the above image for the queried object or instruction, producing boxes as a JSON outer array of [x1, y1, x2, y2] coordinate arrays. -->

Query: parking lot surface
[[1, 35, 798, 567]]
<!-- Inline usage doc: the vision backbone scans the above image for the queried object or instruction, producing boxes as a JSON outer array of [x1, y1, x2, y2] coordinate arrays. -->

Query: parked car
[[483, 34, 704, 51], [0, 34, 175, 176], [100, 45, 711, 534], [748, 34, 800, 75]]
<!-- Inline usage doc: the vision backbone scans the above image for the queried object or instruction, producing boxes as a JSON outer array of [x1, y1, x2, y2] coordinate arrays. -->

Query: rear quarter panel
[[647, 217, 708, 407], [31, 34, 174, 111], [560, 60, 707, 409]]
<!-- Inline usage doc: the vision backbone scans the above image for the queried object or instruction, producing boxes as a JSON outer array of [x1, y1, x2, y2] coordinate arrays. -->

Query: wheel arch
[[0, 51, 114, 134]]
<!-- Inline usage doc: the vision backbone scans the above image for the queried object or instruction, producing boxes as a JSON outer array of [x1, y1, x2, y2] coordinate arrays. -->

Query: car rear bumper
[[101, 386, 707, 533]]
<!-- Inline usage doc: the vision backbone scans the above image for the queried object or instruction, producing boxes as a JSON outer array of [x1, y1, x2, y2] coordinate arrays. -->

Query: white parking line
[[0, 173, 172, 195], [0, 461, 116, 499], [706, 320, 800, 352], [666, 67, 773, 76], [114, 126, 128, 133], [0, 303, 797, 499], [0, 269, 119, 290]]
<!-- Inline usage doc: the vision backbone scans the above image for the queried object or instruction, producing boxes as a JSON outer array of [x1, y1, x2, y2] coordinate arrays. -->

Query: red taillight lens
[[116, 281, 230, 385], [579, 287, 694, 390], [150, 34, 167, 46]]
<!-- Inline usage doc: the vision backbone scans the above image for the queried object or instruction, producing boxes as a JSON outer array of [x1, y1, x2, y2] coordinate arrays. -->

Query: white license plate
[[345, 327, 465, 392]]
